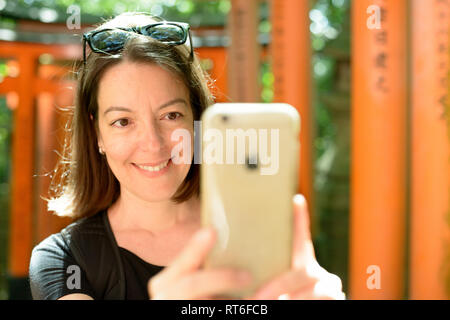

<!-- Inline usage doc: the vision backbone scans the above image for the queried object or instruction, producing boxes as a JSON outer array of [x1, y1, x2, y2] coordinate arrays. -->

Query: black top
[[29, 210, 165, 300]]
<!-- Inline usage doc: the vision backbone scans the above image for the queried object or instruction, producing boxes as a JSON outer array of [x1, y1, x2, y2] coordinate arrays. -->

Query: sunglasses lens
[[91, 29, 130, 52], [144, 24, 185, 43]]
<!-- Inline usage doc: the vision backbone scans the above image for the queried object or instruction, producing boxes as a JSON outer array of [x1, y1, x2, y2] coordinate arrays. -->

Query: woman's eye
[[164, 112, 183, 121], [111, 118, 130, 127]]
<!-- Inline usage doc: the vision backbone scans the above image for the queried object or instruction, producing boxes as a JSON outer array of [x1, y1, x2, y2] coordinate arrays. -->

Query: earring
[[99, 147, 105, 155]]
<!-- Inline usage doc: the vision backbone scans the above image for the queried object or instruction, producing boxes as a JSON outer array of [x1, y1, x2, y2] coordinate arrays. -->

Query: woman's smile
[[132, 158, 172, 178], [134, 158, 171, 170]]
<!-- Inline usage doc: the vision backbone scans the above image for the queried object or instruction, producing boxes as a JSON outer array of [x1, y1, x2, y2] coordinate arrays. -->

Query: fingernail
[[294, 194, 306, 206], [278, 293, 291, 300]]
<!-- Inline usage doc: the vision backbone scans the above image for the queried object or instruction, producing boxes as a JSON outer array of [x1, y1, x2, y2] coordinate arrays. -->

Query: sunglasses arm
[[83, 37, 87, 67], [188, 31, 194, 61]]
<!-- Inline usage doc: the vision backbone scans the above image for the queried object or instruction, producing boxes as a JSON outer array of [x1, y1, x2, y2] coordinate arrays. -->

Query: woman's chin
[[136, 189, 181, 203]]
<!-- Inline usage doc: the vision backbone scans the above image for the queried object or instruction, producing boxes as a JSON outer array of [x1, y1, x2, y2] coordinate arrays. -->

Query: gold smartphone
[[200, 103, 300, 298]]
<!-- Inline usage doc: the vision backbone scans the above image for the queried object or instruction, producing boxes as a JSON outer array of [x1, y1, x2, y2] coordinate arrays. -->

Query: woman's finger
[[248, 266, 321, 300], [290, 272, 345, 300], [292, 194, 316, 269], [152, 268, 252, 300], [249, 261, 344, 301]]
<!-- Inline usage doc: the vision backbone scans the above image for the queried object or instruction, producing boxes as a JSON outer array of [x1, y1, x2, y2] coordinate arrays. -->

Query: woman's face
[[96, 61, 194, 202]]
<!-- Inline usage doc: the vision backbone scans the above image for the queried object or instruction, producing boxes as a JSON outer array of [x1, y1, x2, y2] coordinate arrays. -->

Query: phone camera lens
[[246, 155, 258, 170], [221, 115, 229, 122]]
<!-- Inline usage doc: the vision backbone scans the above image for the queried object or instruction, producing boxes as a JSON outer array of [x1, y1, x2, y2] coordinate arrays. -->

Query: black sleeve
[[29, 233, 95, 300]]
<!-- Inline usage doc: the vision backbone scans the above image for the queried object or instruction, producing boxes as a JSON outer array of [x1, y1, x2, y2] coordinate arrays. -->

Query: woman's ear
[[90, 113, 103, 151], [97, 135, 105, 155]]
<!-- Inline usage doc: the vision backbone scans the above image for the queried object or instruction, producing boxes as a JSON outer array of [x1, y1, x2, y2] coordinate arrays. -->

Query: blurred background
[[0, 0, 449, 300]]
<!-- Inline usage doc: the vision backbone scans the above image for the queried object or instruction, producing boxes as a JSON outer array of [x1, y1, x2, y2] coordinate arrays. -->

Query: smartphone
[[200, 103, 300, 298]]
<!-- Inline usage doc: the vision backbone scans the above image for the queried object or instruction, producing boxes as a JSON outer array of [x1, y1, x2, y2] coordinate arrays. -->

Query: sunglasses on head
[[82, 21, 194, 65]]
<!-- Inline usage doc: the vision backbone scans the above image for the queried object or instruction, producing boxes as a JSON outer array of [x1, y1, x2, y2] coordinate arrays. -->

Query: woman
[[29, 12, 345, 300]]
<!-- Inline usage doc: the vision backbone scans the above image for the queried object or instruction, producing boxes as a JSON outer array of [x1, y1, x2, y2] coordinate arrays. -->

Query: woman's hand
[[249, 194, 346, 300], [147, 227, 252, 300]]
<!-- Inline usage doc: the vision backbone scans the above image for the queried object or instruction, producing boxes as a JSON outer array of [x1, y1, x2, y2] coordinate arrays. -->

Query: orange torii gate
[[0, 41, 78, 297], [350, 0, 408, 299], [195, 0, 450, 300], [351, 0, 450, 299], [270, 0, 314, 231], [410, 0, 450, 300]]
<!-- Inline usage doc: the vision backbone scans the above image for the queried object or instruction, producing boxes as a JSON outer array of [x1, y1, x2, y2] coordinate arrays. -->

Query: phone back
[[200, 103, 300, 298]]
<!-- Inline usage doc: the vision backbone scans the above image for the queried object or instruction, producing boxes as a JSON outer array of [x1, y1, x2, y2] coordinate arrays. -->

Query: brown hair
[[47, 12, 214, 220]]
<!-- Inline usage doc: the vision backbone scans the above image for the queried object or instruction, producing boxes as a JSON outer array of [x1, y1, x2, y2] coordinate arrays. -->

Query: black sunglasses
[[82, 21, 194, 65]]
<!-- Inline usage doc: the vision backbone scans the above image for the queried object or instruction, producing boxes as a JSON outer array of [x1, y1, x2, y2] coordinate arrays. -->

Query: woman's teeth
[[135, 160, 169, 172]]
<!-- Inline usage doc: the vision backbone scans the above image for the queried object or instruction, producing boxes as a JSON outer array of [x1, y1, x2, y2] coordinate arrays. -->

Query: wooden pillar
[[35, 92, 55, 242], [196, 47, 229, 102], [0, 42, 80, 298], [228, 0, 261, 102], [8, 52, 35, 279], [270, 0, 314, 227], [350, 0, 408, 299], [34, 64, 75, 243], [410, 0, 450, 299], [34, 91, 72, 243]]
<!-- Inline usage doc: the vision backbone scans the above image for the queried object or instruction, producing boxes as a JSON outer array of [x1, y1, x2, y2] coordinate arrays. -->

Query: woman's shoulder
[[29, 210, 107, 299], [32, 210, 107, 253], [60, 210, 108, 243]]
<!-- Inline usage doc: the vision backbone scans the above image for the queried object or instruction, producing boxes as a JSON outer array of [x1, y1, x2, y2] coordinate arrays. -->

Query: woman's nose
[[138, 121, 165, 152]]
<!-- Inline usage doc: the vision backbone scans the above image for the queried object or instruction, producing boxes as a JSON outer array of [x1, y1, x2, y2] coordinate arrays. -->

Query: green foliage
[[313, 53, 337, 159], [310, 0, 351, 293], [312, 0, 350, 160], [260, 62, 274, 103], [7, 0, 230, 26], [310, 0, 350, 51]]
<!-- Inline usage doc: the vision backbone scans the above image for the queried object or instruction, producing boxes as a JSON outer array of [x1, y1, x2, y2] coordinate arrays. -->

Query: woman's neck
[[108, 189, 201, 237]]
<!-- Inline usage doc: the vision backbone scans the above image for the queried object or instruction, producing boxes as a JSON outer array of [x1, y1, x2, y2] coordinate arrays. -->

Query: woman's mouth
[[134, 159, 170, 172]]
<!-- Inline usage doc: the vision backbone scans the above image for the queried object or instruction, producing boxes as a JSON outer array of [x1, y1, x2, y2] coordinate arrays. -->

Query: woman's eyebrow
[[103, 106, 133, 116], [158, 98, 188, 111], [103, 99, 188, 116]]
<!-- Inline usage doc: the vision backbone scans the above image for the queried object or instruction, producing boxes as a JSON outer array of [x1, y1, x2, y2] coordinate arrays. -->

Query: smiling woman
[[28, 12, 216, 300], [69, 14, 210, 220], [28, 11, 344, 301]]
